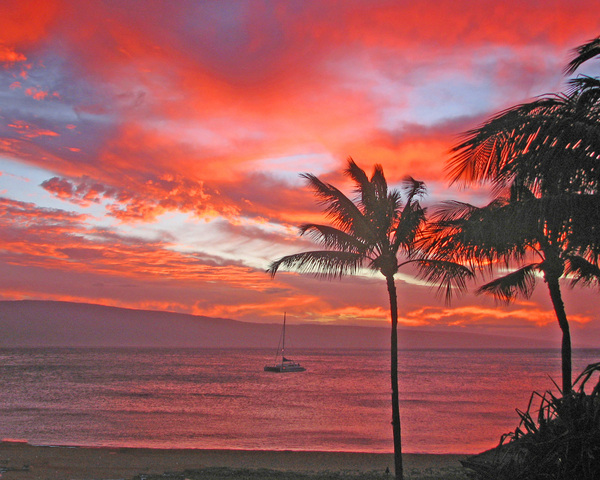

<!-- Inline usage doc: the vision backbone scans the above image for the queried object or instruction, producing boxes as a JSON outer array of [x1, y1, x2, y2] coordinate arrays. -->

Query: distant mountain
[[0, 300, 556, 349]]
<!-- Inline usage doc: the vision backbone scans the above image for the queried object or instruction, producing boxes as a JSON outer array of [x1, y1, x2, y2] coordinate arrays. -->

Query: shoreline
[[0, 441, 470, 479]]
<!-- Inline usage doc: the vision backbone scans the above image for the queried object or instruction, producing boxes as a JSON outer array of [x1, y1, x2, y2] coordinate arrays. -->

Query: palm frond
[[345, 158, 375, 209], [566, 193, 600, 255], [345, 158, 406, 249], [301, 172, 375, 242], [447, 90, 600, 195], [447, 98, 563, 186], [268, 250, 366, 279], [409, 258, 474, 304], [346, 159, 396, 232], [506, 187, 593, 249], [387, 190, 404, 221], [394, 199, 426, 253], [299, 223, 368, 253], [370, 164, 388, 203], [426, 198, 537, 270], [565, 35, 600, 75], [565, 255, 600, 287], [565, 75, 600, 107], [430, 200, 481, 223], [477, 264, 540, 303], [401, 176, 426, 201]]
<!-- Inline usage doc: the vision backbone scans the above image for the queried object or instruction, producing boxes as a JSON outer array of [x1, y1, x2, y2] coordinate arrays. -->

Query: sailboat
[[263, 313, 306, 372]]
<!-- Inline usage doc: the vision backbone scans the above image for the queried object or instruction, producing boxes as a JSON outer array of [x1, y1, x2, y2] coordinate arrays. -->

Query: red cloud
[[7, 120, 59, 139], [0, 192, 598, 339], [0, 196, 280, 313], [0, 0, 599, 337], [1, 0, 596, 227], [0, 0, 59, 82], [40, 177, 75, 200], [24, 87, 50, 100], [40, 173, 216, 222], [0, 45, 26, 63]]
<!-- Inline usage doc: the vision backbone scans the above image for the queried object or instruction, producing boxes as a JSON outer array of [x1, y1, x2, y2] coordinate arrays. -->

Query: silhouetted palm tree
[[429, 184, 600, 393], [269, 159, 472, 480], [440, 37, 600, 392]]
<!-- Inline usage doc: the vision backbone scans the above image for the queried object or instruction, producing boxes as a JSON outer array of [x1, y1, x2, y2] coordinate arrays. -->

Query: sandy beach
[[0, 441, 470, 480]]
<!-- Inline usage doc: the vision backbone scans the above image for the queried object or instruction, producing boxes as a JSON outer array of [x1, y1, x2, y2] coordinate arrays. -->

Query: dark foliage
[[463, 363, 600, 480]]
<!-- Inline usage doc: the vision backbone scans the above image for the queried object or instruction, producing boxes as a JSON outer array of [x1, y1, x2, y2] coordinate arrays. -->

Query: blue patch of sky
[[381, 74, 493, 130], [373, 49, 520, 130], [411, 179, 492, 207], [1, 49, 121, 172], [0, 156, 63, 204], [567, 60, 600, 79], [0, 156, 113, 226], [114, 212, 189, 245], [2, 48, 111, 124], [0, 87, 71, 129], [256, 152, 337, 185], [148, 117, 266, 152], [186, 1, 250, 40], [328, 53, 493, 133], [166, 210, 316, 271], [153, 213, 285, 269], [352, 44, 569, 134], [112, 212, 262, 268]]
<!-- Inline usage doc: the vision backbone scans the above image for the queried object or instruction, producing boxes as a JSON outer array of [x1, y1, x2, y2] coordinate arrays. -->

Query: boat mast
[[282, 312, 286, 359]]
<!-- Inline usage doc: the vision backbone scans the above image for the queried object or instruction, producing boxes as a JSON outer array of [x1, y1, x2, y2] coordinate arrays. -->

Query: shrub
[[463, 362, 600, 480]]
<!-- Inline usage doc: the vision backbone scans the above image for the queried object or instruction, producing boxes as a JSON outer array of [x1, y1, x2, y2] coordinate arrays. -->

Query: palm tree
[[429, 184, 600, 394], [268, 159, 472, 480], [440, 38, 600, 392]]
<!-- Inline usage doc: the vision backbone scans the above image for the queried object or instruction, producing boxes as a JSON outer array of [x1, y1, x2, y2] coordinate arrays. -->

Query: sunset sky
[[2, 0, 600, 345]]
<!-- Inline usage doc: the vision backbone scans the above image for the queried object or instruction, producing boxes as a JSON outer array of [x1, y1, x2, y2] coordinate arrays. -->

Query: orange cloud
[[0, 45, 26, 63], [1, 191, 598, 336], [7, 120, 59, 138], [2, 0, 596, 228], [0, 196, 287, 313], [0, 0, 599, 339], [24, 87, 50, 100]]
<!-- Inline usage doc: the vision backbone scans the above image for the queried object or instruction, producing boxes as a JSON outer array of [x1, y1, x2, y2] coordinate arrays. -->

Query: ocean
[[0, 348, 598, 454]]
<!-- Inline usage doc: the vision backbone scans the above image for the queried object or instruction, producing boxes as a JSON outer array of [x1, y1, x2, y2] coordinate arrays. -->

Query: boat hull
[[264, 362, 306, 373]]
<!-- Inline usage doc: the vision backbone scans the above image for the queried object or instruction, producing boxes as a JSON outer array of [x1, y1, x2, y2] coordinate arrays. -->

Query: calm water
[[0, 348, 598, 454]]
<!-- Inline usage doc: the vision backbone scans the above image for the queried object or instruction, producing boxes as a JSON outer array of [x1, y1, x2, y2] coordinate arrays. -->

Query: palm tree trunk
[[386, 274, 403, 480], [545, 274, 572, 393]]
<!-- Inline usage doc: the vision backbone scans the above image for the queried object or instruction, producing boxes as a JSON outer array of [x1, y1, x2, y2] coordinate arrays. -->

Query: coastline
[[0, 441, 470, 479]]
